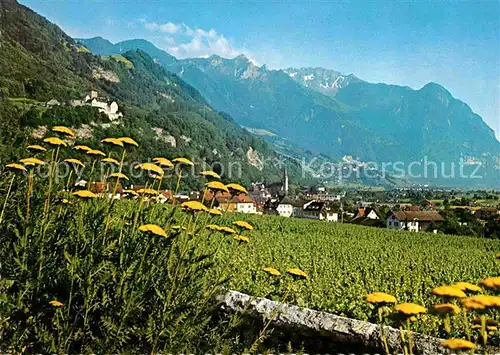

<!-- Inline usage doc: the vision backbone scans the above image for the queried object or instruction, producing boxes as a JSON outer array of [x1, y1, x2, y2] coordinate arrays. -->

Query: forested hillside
[[0, 0, 309, 188]]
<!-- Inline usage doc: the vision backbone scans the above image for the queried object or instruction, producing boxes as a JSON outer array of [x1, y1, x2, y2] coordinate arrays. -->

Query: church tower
[[283, 165, 289, 195]]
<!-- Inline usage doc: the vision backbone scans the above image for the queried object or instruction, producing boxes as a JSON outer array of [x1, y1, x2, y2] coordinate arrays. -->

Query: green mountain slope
[[76, 37, 177, 67], [0, 0, 307, 188]]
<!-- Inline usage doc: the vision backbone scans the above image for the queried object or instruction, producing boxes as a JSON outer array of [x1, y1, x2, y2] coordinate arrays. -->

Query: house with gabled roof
[[298, 200, 339, 222], [204, 191, 257, 214], [354, 207, 381, 220], [386, 210, 444, 232]]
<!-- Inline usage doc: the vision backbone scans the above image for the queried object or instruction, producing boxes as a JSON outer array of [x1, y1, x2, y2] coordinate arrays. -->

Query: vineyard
[[208, 214, 499, 335], [0, 126, 499, 354]]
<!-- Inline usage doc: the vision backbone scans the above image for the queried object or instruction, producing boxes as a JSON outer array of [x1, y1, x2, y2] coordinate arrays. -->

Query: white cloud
[[144, 20, 256, 62], [145, 21, 181, 34]]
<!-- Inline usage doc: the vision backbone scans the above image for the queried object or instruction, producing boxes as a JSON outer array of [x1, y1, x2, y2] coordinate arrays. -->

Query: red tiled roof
[[161, 190, 173, 199], [203, 191, 254, 204], [89, 182, 123, 194]]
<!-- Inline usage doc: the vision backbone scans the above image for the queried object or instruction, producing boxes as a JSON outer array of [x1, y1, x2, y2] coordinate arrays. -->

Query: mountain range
[[78, 37, 500, 187], [0, 0, 497, 188]]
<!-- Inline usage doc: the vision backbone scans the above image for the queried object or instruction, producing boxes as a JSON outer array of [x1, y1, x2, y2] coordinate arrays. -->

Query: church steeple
[[283, 165, 289, 195]]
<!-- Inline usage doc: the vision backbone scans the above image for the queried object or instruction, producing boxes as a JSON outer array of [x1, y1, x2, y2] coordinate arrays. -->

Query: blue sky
[[21, 0, 500, 139]]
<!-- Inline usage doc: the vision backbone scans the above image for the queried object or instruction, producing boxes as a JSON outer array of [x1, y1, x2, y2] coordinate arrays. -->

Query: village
[[81, 166, 500, 237]]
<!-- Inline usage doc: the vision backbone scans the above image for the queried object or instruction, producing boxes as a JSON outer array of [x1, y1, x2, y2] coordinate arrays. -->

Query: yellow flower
[[123, 189, 139, 197], [479, 277, 500, 290], [138, 224, 168, 238], [6, 163, 27, 172], [180, 201, 208, 212], [49, 300, 64, 307], [153, 157, 174, 168], [102, 157, 120, 166], [487, 326, 498, 332], [451, 282, 482, 293], [432, 303, 461, 314], [149, 174, 163, 180], [87, 149, 106, 156], [52, 126, 75, 137], [365, 292, 397, 304], [200, 170, 221, 179], [208, 208, 222, 216], [109, 172, 128, 180], [461, 298, 486, 310], [64, 158, 85, 167], [135, 163, 164, 176], [226, 183, 248, 194], [205, 181, 229, 193], [117, 137, 139, 146], [440, 338, 476, 350], [61, 199, 69, 204], [137, 188, 158, 195], [20, 158, 46, 166], [394, 303, 427, 316], [27, 144, 47, 152], [287, 268, 308, 279], [101, 138, 124, 147], [217, 226, 236, 235], [72, 190, 98, 198], [233, 235, 249, 243], [233, 220, 254, 231], [462, 295, 500, 308], [206, 224, 221, 231], [432, 285, 467, 298], [73, 145, 92, 152], [263, 267, 281, 277], [173, 157, 194, 166], [43, 137, 67, 146]]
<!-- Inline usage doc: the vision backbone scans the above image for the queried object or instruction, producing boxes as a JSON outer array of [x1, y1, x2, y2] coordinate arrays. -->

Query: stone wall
[[218, 290, 500, 354]]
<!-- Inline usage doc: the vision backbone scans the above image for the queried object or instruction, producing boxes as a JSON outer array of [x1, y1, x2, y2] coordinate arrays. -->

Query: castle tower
[[90, 89, 98, 99]]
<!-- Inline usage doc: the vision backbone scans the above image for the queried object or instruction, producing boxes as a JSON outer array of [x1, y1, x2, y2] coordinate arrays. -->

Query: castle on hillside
[[70, 89, 123, 121]]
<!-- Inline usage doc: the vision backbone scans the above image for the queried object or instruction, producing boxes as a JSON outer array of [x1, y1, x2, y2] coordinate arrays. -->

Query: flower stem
[[406, 318, 413, 355], [378, 307, 390, 354], [0, 175, 15, 225], [172, 169, 182, 204]]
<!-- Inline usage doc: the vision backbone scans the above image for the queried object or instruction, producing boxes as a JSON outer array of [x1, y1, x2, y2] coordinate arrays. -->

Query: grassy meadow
[[0, 126, 499, 354]]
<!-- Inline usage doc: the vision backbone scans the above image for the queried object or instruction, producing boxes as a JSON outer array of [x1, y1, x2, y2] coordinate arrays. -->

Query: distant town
[[81, 166, 500, 239]]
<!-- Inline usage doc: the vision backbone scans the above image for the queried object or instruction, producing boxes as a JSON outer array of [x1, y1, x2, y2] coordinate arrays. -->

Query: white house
[[276, 197, 294, 217], [299, 201, 339, 222], [211, 193, 257, 214], [236, 200, 257, 214], [386, 211, 444, 232], [46, 99, 60, 107]]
